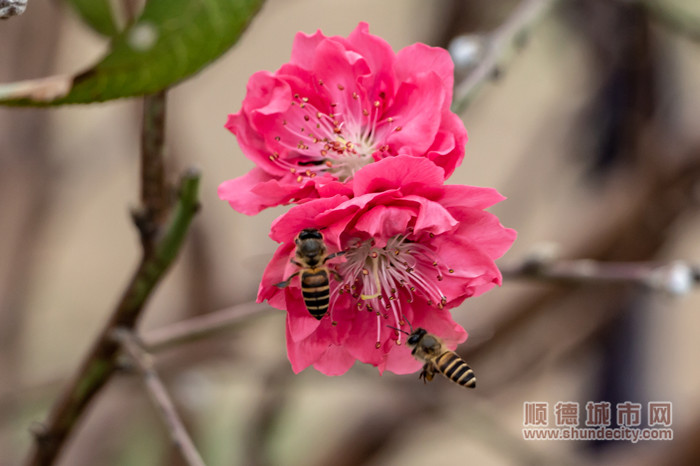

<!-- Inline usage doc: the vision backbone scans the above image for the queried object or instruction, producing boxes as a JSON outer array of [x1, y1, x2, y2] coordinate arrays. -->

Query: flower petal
[[342, 312, 387, 368], [425, 112, 468, 178], [310, 39, 371, 122], [285, 291, 323, 342], [286, 318, 326, 373], [432, 235, 503, 301], [340, 22, 396, 103], [257, 241, 296, 308], [314, 190, 401, 246], [381, 344, 423, 375], [312, 345, 357, 376], [218, 168, 319, 216], [352, 156, 445, 196], [395, 42, 455, 105], [439, 185, 507, 210], [402, 195, 459, 237], [353, 204, 413, 239], [385, 72, 446, 155], [450, 208, 518, 260], [290, 28, 327, 66]]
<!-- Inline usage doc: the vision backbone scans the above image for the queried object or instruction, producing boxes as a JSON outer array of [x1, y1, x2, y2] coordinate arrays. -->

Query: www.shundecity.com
[[522, 426, 673, 443], [521, 401, 673, 442]]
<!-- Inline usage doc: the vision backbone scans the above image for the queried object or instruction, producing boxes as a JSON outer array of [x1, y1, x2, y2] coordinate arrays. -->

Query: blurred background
[[2, 0, 700, 464]]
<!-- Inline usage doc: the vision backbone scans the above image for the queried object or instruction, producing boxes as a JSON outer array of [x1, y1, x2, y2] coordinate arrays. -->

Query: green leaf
[[0, 0, 266, 106], [66, 0, 120, 37]]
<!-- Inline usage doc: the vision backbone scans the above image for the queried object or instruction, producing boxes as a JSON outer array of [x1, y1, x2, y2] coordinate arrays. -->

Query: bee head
[[296, 228, 323, 241], [407, 328, 427, 346], [295, 228, 326, 263]]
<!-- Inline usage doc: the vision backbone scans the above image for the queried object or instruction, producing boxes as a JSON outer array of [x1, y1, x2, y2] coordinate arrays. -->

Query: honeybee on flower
[[219, 23, 515, 378], [258, 157, 516, 375]]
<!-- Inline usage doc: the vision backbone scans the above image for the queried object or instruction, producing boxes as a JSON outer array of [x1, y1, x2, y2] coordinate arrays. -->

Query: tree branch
[[24, 100, 200, 466], [135, 242, 700, 357], [451, 0, 560, 113], [502, 255, 696, 295], [143, 301, 274, 352], [112, 328, 205, 466], [135, 255, 697, 357], [134, 91, 169, 253]]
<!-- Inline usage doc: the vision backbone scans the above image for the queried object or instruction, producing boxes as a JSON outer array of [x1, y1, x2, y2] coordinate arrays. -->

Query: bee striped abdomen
[[436, 352, 476, 388], [300, 269, 330, 319]]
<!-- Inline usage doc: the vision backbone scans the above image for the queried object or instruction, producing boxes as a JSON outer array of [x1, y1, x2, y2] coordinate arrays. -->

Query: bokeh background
[[2, 0, 700, 465]]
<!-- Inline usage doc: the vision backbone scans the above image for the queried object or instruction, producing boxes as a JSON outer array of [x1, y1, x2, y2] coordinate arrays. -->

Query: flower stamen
[[264, 88, 396, 182], [333, 234, 452, 347]]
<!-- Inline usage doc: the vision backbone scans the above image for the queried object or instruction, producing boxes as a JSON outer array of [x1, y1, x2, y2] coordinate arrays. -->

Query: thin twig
[[138, 256, 697, 355], [112, 328, 206, 466], [143, 302, 275, 352], [452, 0, 560, 113], [142, 254, 699, 354], [502, 257, 697, 295]]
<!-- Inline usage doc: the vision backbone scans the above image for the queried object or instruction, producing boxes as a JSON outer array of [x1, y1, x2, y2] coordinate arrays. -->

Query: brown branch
[[24, 91, 201, 466], [134, 90, 169, 253], [143, 302, 275, 352], [502, 256, 696, 295], [140, 252, 700, 355], [112, 328, 205, 466], [452, 0, 560, 113]]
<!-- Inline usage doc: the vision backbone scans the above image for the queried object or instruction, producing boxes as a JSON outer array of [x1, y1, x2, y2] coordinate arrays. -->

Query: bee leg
[[274, 271, 300, 289], [419, 363, 436, 384], [329, 269, 343, 282], [290, 259, 303, 267], [325, 250, 346, 262]]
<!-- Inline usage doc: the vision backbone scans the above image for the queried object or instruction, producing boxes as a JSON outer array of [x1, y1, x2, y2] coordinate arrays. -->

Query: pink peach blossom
[[258, 156, 516, 375], [219, 22, 467, 215]]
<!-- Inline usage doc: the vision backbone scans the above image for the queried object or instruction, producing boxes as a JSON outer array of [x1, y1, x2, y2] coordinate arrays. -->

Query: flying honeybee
[[392, 325, 476, 389], [275, 228, 343, 320]]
